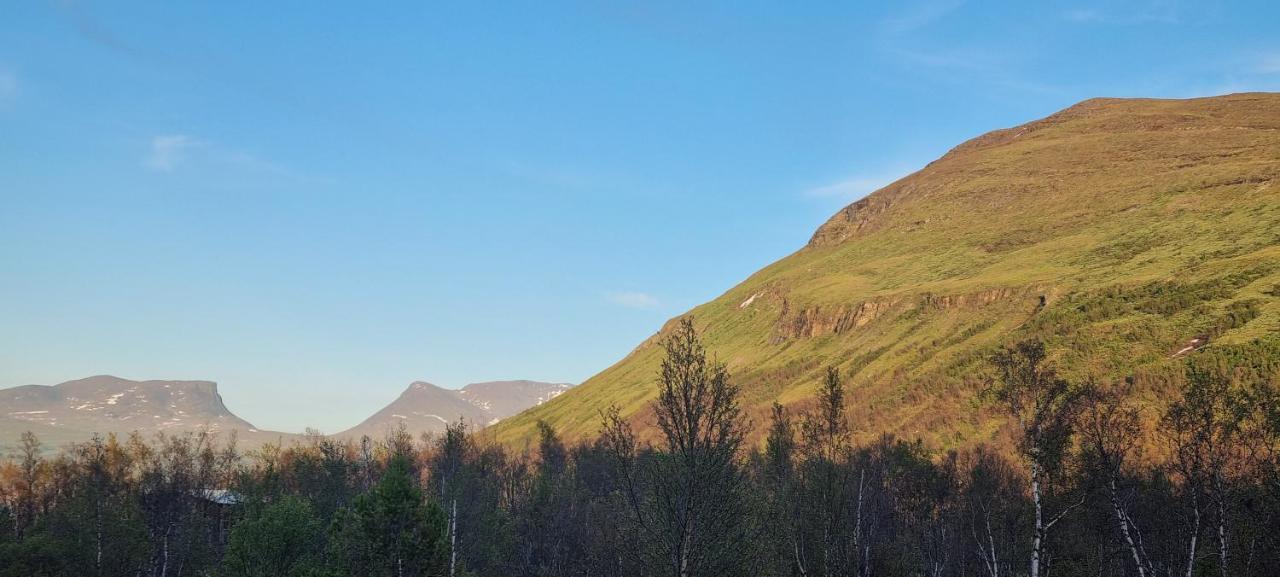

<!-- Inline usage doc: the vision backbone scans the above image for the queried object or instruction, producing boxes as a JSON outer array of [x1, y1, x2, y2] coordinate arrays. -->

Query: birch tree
[[799, 366, 856, 577], [604, 317, 752, 577], [988, 340, 1085, 577], [1162, 355, 1252, 577], [1080, 384, 1153, 577]]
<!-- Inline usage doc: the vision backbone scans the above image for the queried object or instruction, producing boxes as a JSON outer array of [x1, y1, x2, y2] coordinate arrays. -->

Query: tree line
[[2, 318, 1278, 577]]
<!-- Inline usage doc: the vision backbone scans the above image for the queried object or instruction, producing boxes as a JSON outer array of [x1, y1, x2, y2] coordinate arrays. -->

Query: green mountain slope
[[492, 93, 1280, 450]]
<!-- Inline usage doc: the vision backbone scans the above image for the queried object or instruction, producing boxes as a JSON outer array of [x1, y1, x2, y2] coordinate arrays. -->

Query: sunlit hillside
[[494, 93, 1280, 450]]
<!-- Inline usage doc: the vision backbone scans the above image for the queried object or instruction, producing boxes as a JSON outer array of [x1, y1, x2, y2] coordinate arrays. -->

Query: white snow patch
[[392, 414, 408, 419], [1171, 338, 1205, 358], [536, 389, 568, 406], [106, 393, 125, 405], [739, 291, 762, 309], [9, 410, 49, 414]]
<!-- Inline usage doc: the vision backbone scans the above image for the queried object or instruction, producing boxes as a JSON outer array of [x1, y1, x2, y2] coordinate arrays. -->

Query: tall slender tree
[[799, 366, 856, 577], [988, 340, 1085, 577], [1162, 354, 1252, 577], [1080, 383, 1152, 577], [604, 317, 752, 577]]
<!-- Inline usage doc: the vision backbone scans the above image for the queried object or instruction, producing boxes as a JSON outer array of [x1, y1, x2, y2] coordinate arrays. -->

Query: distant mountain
[[0, 376, 573, 452], [338, 380, 572, 439], [492, 93, 1280, 450], [0, 375, 291, 451], [457, 380, 573, 420]]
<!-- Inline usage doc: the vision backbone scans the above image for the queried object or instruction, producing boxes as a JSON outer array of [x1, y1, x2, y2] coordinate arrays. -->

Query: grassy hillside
[[491, 93, 1280, 451]]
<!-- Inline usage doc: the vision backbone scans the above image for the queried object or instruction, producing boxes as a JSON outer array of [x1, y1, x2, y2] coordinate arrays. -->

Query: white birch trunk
[[1109, 480, 1146, 577], [1030, 460, 1043, 577], [449, 498, 458, 577], [1184, 495, 1200, 577]]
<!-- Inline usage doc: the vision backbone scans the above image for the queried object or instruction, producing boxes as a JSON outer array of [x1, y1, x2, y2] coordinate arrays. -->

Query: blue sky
[[2, 1, 1278, 433]]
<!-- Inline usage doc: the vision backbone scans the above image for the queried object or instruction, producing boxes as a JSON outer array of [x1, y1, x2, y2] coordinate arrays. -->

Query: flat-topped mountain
[[492, 93, 1280, 449], [0, 375, 287, 450], [337, 379, 573, 439], [0, 375, 573, 451], [1, 375, 255, 433]]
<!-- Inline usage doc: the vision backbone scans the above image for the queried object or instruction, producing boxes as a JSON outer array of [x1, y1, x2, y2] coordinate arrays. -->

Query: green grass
[[490, 93, 1280, 452]]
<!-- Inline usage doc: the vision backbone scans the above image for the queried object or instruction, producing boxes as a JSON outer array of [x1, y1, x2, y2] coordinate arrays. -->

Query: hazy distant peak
[[407, 381, 446, 393], [336, 379, 575, 439], [0, 375, 258, 443]]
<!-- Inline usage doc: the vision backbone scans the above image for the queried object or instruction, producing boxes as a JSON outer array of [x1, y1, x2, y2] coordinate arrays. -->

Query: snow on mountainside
[[0, 375, 575, 452], [337, 380, 574, 439], [0, 375, 293, 452]]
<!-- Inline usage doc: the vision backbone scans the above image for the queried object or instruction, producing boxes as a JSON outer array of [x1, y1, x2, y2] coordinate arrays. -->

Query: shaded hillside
[[492, 93, 1280, 450]]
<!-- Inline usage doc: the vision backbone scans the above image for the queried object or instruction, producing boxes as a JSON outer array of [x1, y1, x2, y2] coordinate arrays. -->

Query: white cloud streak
[[1257, 53, 1280, 75], [0, 68, 16, 105], [879, 0, 965, 34], [875, 2, 1062, 96], [145, 134, 200, 172], [607, 291, 660, 310], [804, 168, 916, 203], [1059, 3, 1182, 25], [141, 133, 326, 186]]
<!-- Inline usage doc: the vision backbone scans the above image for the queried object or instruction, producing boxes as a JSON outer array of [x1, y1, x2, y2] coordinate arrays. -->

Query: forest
[[1, 319, 1278, 577]]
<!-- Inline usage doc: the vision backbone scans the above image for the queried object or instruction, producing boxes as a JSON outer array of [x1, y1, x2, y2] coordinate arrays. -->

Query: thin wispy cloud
[[1167, 51, 1280, 98], [881, 44, 1062, 96], [892, 46, 1001, 74], [145, 135, 200, 172], [222, 149, 314, 182], [1060, 3, 1183, 25], [0, 67, 16, 106], [607, 291, 660, 310], [504, 161, 599, 191], [1257, 52, 1280, 75], [804, 168, 916, 203], [879, 0, 965, 34], [141, 134, 323, 185], [875, 1, 1061, 95], [1062, 8, 1104, 23], [54, 0, 139, 56]]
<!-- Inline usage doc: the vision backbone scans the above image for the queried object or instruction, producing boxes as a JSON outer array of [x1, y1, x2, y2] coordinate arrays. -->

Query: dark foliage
[[1, 329, 1278, 577]]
